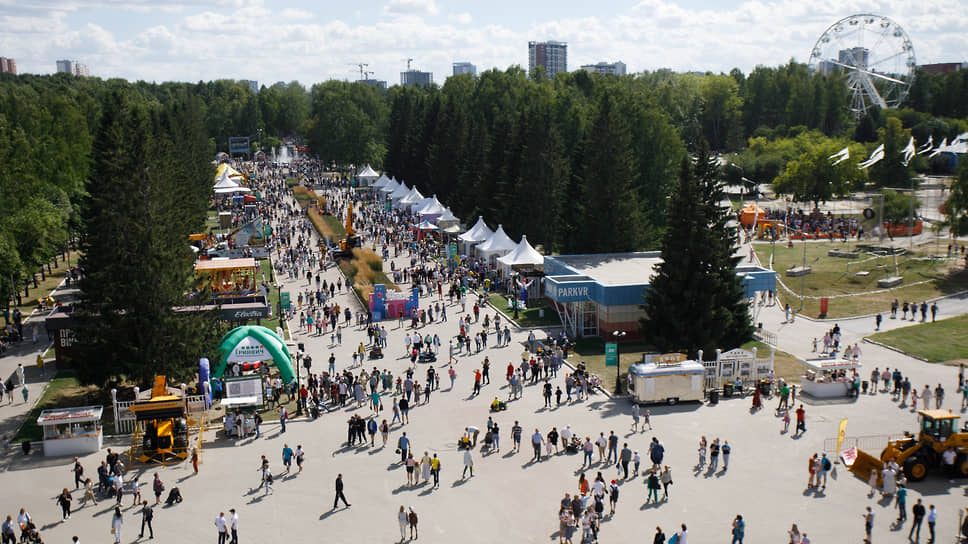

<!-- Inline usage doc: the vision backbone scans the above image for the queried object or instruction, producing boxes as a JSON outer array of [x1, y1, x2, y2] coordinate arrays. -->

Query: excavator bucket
[[841, 447, 884, 484]]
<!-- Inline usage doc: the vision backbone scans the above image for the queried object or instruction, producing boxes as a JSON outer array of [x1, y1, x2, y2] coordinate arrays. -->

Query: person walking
[[722, 441, 731, 471], [794, 404, 806, 436], [660, 465, 672, 499], [56, 488, 72, 520], [531, 429, 544, 462], [407, 507, 419, 540], [910, 498, 926, 541], [619, 443, 632, 479], [731, 514, 745, 544], [631, 404, 640, 432], [333, 473, 350, 509], [430, 453, 441, 488], [926, 504, 936, 544], [111, 507, 123, 544], [863, 506, 874, 543], [215, 512, 228, 544], [397, 506, 409, 542], [72, 457, 84, 489], [152, 473, 164, 505], [646, 470, 661, 503], [229, 508, 238, 544], [139, 501, 153, 539], [896, 484, 907, 521], [463, 448, 474, 478]]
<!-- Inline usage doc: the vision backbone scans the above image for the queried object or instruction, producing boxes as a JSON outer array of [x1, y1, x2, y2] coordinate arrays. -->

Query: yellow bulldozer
[[845, 409, 968, 482]]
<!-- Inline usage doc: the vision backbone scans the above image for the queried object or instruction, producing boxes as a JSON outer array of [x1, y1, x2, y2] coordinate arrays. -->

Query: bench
[[786, 266, 812, 277], [828, 250, 859, 258], [877, 276, 903, 288], [855, 271, 870, 277]]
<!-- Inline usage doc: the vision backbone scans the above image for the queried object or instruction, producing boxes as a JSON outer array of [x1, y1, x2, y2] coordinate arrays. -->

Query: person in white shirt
[[927, 505, 937, 543], [677, 523, 688, 544], [214, 512, 228, 544]]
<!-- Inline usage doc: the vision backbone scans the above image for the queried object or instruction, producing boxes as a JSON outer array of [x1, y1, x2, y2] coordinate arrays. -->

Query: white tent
[[411, 196, 435, 214], [458, 216, 492, 244], [373, 173, 392, 189], [416, 220, 439, 231], [396, 187, 424, 210], [436, 207, 459, 227], [357, 164, 379, 187], [389, 182, 411, 201], [381, 179, 400, 194], [415, 195, 446, 217], [498, 235, 544, 267], [476, 224, 517, 259], [213, 175, 251, 194]]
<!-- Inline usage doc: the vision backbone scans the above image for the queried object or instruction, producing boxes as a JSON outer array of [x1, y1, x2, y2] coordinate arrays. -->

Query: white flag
[[917, 135, 934, 155], [828, 147, 850, 166], [902, 137, 916, 166], [928, 138, 947, 158], [858, 144, 885, 169]]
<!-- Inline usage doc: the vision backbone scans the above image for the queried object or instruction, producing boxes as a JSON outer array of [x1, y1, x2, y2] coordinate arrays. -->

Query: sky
[[1, 0, 966, 86]]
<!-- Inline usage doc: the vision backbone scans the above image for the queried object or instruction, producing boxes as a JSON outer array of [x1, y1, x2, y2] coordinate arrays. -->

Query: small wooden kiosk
[[38, 406, 103, 457]]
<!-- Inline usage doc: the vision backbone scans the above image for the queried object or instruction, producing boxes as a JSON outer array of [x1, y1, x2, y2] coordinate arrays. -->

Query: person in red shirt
[[795, 405, 806, 436], [473, 369, 482, 396]]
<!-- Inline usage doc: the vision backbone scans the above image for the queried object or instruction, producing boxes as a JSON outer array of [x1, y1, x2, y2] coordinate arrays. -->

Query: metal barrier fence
[[113, 394, 209, 435], [823, 433, 908, 454], [754, 329, 778, 346]]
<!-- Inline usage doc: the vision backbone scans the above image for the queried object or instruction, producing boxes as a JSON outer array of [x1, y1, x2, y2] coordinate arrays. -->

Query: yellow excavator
[[332, 202, 360, 259], [844, 409, 968, 482]]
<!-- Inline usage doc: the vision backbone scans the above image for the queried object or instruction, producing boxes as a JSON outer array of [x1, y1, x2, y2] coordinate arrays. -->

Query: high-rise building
[[358, 78, 388, 90], [0, 57, 16, 74], [579, 61, 627, 76], [839, 47, 869, 69], [240, 80, 259, 92], [452, 62, 476, 76], [400, 70, 433, 87], [528, 40, 567, 77], [274, 81, 288, 88], [56, 60, 89, 77]]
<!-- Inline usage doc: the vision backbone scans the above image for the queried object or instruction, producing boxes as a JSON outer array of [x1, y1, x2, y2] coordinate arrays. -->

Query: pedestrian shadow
[[451, 478, 469, 487], [246, 494, 266, 504], [318, 509, 338, 521], [889, 519, 906, 532], [502, 451, 516, 459], [176, 473, 197, 483], [639, 501, 661, 510]]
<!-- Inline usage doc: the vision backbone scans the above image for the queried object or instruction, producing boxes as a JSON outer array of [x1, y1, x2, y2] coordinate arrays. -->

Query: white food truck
[[627, 359, 705, 405]]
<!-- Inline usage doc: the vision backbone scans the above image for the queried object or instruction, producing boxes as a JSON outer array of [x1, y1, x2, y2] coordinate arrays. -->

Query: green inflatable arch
[[214, 325, 294, 383]]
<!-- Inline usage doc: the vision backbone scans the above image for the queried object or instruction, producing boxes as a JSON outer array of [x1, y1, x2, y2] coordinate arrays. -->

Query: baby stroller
[[368, 346, 384, 359], [164, 487, 183, 505], [418, 351, 437, 363], [20, 521, 43, 544]]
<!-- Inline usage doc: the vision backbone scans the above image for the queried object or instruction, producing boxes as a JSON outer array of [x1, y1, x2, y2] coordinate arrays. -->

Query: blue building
[[543, 252, 776, 338]]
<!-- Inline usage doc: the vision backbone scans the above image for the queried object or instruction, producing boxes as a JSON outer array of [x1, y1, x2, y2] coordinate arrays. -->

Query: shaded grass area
[[486, 294, 561, 328], [868, 314, 968, 363], [754, 241, 968, 318], [13, 370, 116, 443], [13, 250, 83, 315]]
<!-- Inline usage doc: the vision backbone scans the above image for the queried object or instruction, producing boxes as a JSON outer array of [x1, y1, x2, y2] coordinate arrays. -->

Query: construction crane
[[347, 62, 369, 80], [403, 58, 414, 70]]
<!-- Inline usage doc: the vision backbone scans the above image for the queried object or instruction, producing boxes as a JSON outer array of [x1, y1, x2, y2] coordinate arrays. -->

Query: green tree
[[640, 144, 753, 357], [946, 161, 968, 237], [882, 189, 921, 224], [73, 92, 215, 386], [869, 117, 914, 189], [772, 141, 866, 207]]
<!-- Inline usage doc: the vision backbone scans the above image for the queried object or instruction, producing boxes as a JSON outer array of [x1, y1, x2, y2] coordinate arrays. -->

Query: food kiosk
[[38, 406, 103, 457], [800, 358, 861, 398]]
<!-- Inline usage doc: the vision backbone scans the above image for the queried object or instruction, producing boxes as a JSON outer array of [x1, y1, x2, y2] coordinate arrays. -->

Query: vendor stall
[[195, 257, 258, 297], [801, 358, 861, 398], [627, 359, 705, 405], [38, 406, 103, 457]]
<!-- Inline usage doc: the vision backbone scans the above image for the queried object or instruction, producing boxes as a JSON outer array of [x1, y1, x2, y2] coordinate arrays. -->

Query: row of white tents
[[365, 169, 544, 271]]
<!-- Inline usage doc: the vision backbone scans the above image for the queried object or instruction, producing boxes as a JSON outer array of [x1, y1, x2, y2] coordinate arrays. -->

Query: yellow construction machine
[[844, 409, 968, 482]]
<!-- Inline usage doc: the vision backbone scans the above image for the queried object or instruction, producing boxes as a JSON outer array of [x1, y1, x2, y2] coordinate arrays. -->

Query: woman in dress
[[405, 453, 417, 485], [698, 436, 707, 467], [788, 523, 801, 544], [419, 451, 432, 482]]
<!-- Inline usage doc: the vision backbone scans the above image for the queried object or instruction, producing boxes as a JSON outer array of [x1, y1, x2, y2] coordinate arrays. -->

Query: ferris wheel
[[808, 14, 916, 116]]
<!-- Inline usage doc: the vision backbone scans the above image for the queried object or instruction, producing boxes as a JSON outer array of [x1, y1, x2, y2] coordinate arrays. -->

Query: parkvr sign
[[546, 281, 593, 302]]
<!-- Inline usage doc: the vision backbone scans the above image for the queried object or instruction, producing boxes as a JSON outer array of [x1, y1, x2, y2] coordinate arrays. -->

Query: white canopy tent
[[415, 195, 446, 218], [357, 165, 379, 187], [436, 207, 459, 227], [475, 224, 517, 260], [411, 196, 435, 215], [213, 176, 251, 194], [388, 182, 411, 201], [497, 235, 544, 268], [458, 216, 492, 254], [416, 220, 439, 231], [396, 187, 424, 210], [380, 179, 400, 194], [373, 173, 392, 189]]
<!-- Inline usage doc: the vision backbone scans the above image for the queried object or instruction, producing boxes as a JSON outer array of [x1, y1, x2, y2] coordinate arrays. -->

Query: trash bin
[[708, 389, 719, 405], [862, 380, 869, 394], [758, 381, 771, 396], [722, 384, 732, 398]]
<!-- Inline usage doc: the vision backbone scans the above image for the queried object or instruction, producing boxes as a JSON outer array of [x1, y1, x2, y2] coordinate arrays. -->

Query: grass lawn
[[204, 210, 219, 231], [13, 250, 83, 315], [868, 314, 968, 363], [13, 370, 117, 442], [754, 241, 968, 318], [486, 294, 562, 328]]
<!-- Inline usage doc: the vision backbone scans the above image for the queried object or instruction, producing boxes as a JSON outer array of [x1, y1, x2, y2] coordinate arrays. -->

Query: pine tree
[[640, 143, 753, 357], [73, 91, 215, 386]]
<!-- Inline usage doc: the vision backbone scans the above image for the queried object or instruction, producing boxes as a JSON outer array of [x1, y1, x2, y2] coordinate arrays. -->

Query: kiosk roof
[[552, 252, 662, 286], [195, 258, 257, 271], [37, 405, 103, 425]]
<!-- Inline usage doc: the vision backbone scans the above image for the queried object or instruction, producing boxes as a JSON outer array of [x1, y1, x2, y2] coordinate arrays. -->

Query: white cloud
[[383, 0, 438, 16], [450, 12, 471, 25]]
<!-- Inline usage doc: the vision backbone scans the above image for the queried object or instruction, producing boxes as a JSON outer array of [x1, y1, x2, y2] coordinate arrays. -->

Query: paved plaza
[[1, 188, 966, 543]]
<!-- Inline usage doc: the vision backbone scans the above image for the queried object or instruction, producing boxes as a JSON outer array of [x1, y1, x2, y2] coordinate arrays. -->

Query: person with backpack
[[139, 501, 153, 539], [820, 453, 832, 489], [407, 507, 419, 540]]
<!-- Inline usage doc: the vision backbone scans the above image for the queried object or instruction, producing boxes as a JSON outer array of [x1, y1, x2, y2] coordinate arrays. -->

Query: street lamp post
[[612, 330, 626, 394]]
